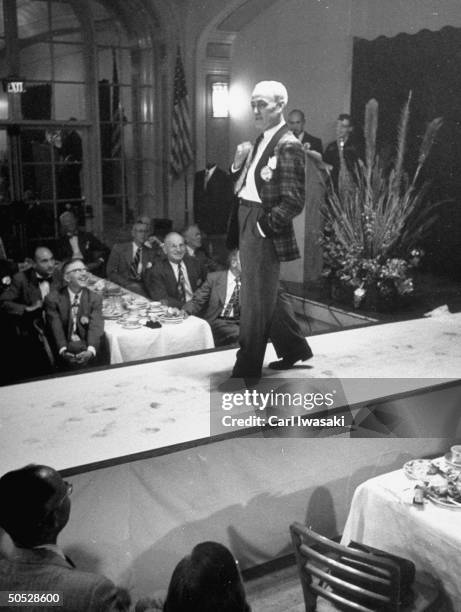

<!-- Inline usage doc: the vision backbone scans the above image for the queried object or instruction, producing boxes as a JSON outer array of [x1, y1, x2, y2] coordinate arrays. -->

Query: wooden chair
[[289, 522, 441, 612]]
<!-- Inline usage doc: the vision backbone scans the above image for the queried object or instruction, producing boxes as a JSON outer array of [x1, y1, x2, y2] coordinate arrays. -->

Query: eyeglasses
[[68, 267, 88, 274]]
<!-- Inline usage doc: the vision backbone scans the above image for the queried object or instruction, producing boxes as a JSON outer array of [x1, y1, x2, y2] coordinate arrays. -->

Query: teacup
[[450, 445, 461, 464]]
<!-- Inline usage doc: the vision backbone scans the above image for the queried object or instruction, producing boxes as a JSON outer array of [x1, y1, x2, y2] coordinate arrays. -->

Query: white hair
[[252, 81, 288, 105]]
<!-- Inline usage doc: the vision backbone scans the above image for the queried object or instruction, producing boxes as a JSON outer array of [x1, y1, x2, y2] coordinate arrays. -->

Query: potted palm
[[322, 94, 442, 311]]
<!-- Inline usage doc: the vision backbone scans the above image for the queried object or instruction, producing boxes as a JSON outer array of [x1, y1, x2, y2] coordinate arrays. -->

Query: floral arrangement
[[322, 93, 442, 310]]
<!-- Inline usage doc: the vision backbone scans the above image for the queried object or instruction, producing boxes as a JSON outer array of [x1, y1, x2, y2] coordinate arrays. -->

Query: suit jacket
[[193, 167, 234, 235], [0, 547, 127, 612], [57, 231, 109, 269], [184, 270, 230, 324], [323, 137, 362, 188], [0, 267, 62, 320], [144, 255, 205, 308], [106, 242, 157, 288], [299, 131, 323, 155], [45, 286, 104, 354], [228, 124, 305, 262]]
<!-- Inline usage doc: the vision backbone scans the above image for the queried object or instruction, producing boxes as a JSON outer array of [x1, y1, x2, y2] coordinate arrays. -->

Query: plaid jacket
[[230, 125, 305, 262]]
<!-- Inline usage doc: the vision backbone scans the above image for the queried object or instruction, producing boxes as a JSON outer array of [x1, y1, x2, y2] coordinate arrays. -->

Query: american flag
[[170, 46, 194, 175], [111, 48, 122, 159]]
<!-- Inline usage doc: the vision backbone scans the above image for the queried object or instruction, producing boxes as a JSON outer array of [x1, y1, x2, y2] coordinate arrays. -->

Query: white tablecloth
[[341, 469, 461, 607], [105, 315, 214, 364]]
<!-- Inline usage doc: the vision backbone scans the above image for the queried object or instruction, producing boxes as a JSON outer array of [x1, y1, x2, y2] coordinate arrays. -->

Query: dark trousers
[[211, 318, 239, 347], [233, 202, 310, 378]]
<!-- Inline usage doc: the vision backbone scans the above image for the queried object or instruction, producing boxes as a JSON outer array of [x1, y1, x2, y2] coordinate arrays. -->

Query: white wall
[[228, 0, 461, 157]]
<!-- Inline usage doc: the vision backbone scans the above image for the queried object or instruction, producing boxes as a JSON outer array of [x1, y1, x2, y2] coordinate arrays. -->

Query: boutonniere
[[85, 241, 90, 250], [260, 155, 277, 182], [146, 261, 153, 269], [1, 275, 11, 286], [80, 316, 89, 326]]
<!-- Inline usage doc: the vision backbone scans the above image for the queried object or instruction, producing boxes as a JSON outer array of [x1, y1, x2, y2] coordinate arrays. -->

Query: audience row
[[0, 464, 251, 612], [0, 215, 241, 383]]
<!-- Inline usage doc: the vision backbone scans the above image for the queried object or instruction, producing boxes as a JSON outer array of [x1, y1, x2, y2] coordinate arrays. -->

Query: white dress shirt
[[237, 118, 285, 203], [68, 235, 83, 259], [169, 260, 193, 301], [36, 276, 51, 299], [204, 164, 216, 188]]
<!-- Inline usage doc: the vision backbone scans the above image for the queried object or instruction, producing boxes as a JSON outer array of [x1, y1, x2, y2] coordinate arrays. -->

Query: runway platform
[[1, 313, 460, 599]]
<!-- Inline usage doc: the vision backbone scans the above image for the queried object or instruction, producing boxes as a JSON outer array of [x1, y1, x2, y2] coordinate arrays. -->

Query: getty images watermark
[[220, 388, 346, 429], [210, 377, 461, 438], [210, 378, 352, 437]]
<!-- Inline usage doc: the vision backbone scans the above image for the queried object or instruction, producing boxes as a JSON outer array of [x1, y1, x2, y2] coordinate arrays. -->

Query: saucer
[[120, 322, 142, 330], [444, 452, 461, 469]]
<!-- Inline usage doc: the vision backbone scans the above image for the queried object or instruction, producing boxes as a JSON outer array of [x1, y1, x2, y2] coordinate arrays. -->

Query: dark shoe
[[267, 351, 313, 370]]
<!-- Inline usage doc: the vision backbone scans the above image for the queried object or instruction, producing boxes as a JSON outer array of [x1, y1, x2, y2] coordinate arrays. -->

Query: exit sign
[[7, 81, 25, 93]]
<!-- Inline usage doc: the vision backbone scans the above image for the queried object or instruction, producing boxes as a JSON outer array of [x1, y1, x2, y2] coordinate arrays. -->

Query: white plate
[[120, 324, 143, 330], [444, 452, 461, 469], [403, 459, 435, 481], [161, 317, 183, 324], [426, 493, 461, 509], [102, 313, 122, 320]]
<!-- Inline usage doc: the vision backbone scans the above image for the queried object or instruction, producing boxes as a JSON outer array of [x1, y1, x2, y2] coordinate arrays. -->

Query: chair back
[[289, 522, 401, 611]]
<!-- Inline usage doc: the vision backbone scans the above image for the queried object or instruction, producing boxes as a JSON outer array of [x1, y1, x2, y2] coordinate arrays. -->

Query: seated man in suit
[[184, 249, 241, 346], [0, 464, 130, 611], [0, 246, 61, 381], [106, 222, 157, 296], [287, 109, 323, 156], [182, 223, 221, 274], [144, 232, 205, 308], [57, 211, 109, 275], [45, 258, 104, 370]]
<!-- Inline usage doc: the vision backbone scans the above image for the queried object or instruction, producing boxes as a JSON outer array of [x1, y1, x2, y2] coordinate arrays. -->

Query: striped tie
[[131, 246, 142, 279], [70, 293, 80, 341], [222, 277, 240, 319], [177, 262, 186, 304]]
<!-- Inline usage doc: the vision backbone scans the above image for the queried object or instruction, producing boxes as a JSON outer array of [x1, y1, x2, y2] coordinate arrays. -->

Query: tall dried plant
[[324, 94, 442, 264]]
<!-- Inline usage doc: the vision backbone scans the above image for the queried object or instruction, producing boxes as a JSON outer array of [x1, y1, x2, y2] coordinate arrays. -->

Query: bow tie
[[67, 232, 78, 238], [37, 275, 52, 283]]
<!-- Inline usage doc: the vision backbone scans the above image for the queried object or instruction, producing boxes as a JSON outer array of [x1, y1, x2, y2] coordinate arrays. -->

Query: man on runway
[[228, 80, 313, 381]]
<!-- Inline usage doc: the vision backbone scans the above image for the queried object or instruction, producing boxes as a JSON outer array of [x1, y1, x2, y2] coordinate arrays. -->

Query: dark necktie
[[177, 262, 186, 303], [131, 246, 142, 279], [222, 277, 240, 319], [70, 293, 80, 341], [234, 133, 264, 195]]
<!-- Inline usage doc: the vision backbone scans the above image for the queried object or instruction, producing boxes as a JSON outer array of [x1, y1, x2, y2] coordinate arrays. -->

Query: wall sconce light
[[211, 82, 229, 118]]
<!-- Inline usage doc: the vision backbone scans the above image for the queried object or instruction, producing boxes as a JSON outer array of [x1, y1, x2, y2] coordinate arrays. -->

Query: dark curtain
[[351, 26, 461, 277]]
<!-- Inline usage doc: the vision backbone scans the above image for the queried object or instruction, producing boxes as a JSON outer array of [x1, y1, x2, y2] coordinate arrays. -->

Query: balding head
[[287, 109, 305, 137], [163, 232, 186, 264], [183, 224, 202, 251], [33, 247, 55, 278], [0, 464, 72, 547], [252, 81, 288, 105], [251, 81, 288, 132]]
